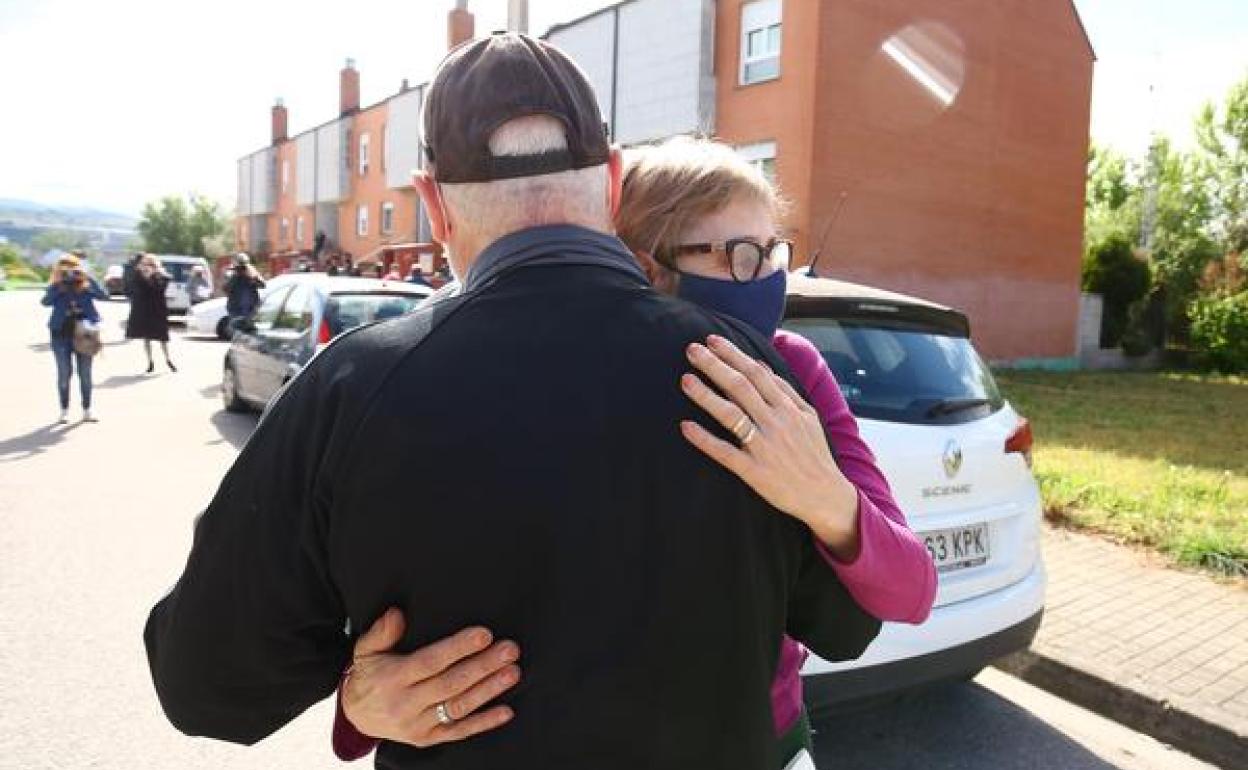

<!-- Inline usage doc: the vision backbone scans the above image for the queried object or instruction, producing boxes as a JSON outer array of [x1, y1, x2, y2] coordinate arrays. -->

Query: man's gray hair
[[438, 115, 610, 240]]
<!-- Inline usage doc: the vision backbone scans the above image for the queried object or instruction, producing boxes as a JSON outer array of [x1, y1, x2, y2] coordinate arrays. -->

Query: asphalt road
[[0, 290, 1217, 769]]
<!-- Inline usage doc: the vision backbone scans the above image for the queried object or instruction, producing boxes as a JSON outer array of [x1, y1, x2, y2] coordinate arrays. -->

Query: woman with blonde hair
[[331, 137, 937, 768], [613, 136, 936, 763], [41, 253, 107, 422], [125, 253, 176, 373]]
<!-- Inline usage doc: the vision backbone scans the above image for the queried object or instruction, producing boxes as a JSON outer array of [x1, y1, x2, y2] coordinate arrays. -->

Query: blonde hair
[[49, 254, 88, 291], [439, 115, 610, 242], [617, 136, 786, 265]]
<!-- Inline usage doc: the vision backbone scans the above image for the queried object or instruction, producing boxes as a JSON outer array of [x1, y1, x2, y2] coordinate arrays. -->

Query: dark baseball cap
[[422, 32, 610, 184]]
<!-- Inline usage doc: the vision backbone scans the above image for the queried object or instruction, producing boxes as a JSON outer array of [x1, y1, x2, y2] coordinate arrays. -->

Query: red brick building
[[236, 0, 1093, 364]]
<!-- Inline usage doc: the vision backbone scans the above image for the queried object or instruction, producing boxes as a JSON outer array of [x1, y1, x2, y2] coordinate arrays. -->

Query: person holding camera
[[224, 253, 265, 325], [125, 253, 176, 373], [41, 253, 107, 423]]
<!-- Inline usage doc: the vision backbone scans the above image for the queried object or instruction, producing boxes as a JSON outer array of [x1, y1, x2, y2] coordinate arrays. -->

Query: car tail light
[[1005, 417, 1033, 467], [318, 318, 332, 345]]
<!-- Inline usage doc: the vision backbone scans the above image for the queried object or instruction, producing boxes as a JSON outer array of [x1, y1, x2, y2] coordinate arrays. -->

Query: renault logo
[[942, 439, 963, 479]]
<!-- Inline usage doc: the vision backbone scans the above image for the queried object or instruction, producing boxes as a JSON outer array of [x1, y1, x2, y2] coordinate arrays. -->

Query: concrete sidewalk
[[996, 525, 1248, 769]]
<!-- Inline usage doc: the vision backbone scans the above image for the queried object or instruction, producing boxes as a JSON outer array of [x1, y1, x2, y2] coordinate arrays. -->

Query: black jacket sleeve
[[786, 539, 883, 661], [143, 352, 355, 744]]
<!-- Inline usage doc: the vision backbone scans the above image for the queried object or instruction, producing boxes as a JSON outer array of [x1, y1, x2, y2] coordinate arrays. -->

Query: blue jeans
[[50, 334, 92, 410]]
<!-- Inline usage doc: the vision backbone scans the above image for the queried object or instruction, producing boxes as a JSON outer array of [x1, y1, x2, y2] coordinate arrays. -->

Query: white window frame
[[737, 140, 777, 183], [280, 217, 290, 245], [740, 0, 782, 85], [357, 204, 368, 236], [296, 216, 305, 245], [359, 132, 370, 176], [381, 201, 395, 234], [281, 159, 289, 193]]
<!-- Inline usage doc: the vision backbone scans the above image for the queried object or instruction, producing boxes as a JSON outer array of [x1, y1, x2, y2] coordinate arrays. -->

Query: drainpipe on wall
[[507, 0, 528, 34]]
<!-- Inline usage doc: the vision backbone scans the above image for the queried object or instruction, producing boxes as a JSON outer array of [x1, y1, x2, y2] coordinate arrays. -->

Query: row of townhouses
[[234, 0, 1094, 364]]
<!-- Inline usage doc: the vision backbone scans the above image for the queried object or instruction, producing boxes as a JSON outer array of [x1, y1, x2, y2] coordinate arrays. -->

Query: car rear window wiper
[[924, 398, 992, 418]]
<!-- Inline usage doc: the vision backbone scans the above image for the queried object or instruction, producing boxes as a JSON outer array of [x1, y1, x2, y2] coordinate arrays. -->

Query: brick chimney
[[448, 1, 474, 50], [271, 98, 288, 144], [340, 58, 360, 116]]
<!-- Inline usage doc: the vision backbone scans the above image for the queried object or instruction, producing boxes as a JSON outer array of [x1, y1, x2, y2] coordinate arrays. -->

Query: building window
[[357, 204, 368, 236], [296, 216, 305, 245], [381, 202, 395, 234], [740, 0, 781, 85], [280, 217, 290, 245], [281, 159, 289, 193], [359, 133, 370, 176], [737, 141, 777, 185]]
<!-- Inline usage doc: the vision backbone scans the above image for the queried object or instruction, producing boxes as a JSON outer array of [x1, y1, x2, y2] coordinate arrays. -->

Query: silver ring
[[740, 424, 759, 445], [435, 701, 455, 726]]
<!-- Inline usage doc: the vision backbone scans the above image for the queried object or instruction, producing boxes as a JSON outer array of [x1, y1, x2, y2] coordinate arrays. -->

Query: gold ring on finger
[[435, 701, 455, 726], [740, 424, 759, 445], [731, 415, 751, 440]]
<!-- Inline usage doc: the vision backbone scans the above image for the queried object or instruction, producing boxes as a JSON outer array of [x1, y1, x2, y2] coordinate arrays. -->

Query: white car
[[188, 274, 299, 340], [783, 274, 1044, 711], [157, 255, 212, 315]]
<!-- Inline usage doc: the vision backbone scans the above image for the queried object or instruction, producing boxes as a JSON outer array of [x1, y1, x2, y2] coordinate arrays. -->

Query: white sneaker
[[57, 410, 69, 424], [82, 410, 99, 423]]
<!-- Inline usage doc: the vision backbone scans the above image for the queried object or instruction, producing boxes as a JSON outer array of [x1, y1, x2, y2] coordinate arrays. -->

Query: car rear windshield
[[325, 293, 424, 336], [160, 261, 197, 284], [782, 318, 1004, 425]]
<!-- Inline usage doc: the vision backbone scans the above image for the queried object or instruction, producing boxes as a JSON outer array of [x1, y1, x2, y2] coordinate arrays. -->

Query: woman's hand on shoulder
[[678, 335, 861, 557]]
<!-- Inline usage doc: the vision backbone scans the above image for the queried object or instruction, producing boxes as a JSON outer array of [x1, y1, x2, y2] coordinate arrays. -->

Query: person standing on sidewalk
[[41, 253, 107, 423], [186, 265, 212, 306], [125, 254, 175, 373]]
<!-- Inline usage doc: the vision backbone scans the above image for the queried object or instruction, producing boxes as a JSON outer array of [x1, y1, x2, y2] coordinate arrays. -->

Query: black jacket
[[144, 225, 880, 770]]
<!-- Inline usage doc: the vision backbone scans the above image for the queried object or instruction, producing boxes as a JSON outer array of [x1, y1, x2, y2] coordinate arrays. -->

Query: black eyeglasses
[[667, 238, 793, 283]]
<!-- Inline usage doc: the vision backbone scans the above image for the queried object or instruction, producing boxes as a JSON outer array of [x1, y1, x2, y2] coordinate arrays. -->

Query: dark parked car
[[221, 274, 432, 412]]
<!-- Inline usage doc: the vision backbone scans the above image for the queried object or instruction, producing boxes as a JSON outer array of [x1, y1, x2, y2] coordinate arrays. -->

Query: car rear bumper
[[801, 559, 1046, 707]]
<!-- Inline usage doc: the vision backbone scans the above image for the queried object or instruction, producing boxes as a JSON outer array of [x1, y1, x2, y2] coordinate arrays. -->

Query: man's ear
[[413, 171, 451, 243], [606, 147, 623, 220]]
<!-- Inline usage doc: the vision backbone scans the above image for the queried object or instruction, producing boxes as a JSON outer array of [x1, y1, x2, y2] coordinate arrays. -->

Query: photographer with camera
[[224, 252, 265, 327], [41, 253, 107, 423], [125, 254, 176, 374]]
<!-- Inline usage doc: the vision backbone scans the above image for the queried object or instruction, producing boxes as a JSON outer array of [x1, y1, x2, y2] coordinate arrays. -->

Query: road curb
[[993, 650, 1246, 769]]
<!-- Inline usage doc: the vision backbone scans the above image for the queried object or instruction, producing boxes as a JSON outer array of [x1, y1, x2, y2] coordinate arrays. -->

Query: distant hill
[[0, 198, 137, 231]]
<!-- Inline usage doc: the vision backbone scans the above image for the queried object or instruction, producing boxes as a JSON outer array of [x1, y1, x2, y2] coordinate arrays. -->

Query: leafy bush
[[1083, 234, 1152, 347], [1189, 290, 1248, 373], [0, 243, 44, 283]]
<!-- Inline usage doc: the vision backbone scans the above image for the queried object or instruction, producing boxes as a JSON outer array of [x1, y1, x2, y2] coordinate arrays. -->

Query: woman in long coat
[[125, 253, 176, 373]]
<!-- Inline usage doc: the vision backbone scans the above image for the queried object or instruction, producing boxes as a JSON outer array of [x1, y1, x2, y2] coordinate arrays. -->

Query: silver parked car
[[221, 274, 432, 412]]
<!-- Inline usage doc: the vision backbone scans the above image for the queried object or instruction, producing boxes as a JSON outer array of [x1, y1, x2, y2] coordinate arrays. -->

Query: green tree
[[137, 194, 231, 256], [1194, 74, 1248, 254], [1141, 137, 1219, 327]]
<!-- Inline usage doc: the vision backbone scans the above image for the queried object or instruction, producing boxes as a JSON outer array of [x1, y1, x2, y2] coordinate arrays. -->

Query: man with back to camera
[[143, 33, 879, 769]]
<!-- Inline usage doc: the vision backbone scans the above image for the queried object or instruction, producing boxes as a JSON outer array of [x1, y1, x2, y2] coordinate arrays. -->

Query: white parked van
[[157, 255, 212, 315]]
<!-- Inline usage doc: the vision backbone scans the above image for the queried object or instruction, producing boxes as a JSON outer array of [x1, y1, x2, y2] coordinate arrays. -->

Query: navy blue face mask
[[675, 267, 788, 338]]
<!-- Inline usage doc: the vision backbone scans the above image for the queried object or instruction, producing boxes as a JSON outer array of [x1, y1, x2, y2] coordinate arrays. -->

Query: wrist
[[805, 475, 860, 559]]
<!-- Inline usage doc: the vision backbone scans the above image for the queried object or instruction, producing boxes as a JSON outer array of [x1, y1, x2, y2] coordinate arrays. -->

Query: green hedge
[[1189, 290, 1248, 373]]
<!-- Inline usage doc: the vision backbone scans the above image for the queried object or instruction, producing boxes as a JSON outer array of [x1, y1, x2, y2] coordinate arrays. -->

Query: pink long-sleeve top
[[331, 329, 937, 759], [767, 329, 937, 735]]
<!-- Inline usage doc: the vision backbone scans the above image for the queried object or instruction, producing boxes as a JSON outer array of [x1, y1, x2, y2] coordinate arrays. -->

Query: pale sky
[[0, 0, 1244, 217]]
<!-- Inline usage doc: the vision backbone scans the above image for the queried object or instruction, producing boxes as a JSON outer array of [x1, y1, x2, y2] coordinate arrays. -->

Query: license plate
[[923, 523, 989, 573]]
